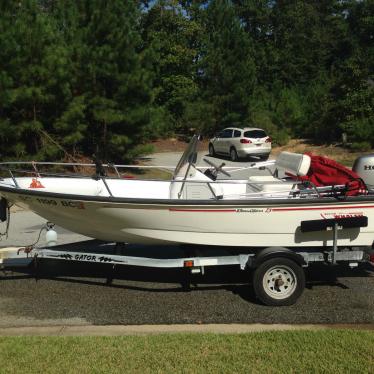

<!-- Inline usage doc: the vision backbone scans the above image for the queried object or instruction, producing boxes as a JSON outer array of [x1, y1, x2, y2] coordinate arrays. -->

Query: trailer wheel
[[253, 257, 305, 306]]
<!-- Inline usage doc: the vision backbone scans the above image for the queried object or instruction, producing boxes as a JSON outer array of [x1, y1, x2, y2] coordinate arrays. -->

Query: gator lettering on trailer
[[49, 253, 126, 263]]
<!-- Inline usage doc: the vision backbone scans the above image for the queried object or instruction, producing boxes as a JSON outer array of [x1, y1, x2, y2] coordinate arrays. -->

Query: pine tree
[[141, 0, 200, 133], [47, 0, 159, 161], [69, 0, 157, 161], [197, 0, 256, 133], [0, 0, 70, 159], [337, 0, 374, 147]]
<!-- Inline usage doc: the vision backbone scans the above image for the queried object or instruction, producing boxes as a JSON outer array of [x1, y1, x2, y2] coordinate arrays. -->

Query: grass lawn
[[0, 330, 373, 373]]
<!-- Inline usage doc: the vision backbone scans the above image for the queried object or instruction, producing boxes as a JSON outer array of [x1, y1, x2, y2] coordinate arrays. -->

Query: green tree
[[141, 0, 200, 134], [233, 0, 276, 86], [0, 0, 71, 159], [338, 0, 374, 146], [198, 0, 256, 134], [74, 0, 158, 161]]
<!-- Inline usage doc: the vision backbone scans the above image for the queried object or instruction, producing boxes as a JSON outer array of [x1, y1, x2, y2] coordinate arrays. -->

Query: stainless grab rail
[[0, 161, 352, 200]]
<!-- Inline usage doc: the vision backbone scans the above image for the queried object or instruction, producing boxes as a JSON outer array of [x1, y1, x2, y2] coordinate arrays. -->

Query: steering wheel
[[203, 158, 231, 177]]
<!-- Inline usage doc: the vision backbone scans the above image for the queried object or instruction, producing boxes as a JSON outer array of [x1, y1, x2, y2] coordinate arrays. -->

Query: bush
[[350, 141, 372, 152], [272, 129, 290, 146]]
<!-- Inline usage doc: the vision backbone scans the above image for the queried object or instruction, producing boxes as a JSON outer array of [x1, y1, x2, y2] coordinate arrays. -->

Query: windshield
[[244, 130, 267, 138], [173, 135, 199, 179]]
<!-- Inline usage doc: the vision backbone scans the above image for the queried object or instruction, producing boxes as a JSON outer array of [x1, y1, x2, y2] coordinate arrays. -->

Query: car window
[[222, 129, 233, 138], [233, 130, 241, 138], [244, 130, 267, 138]]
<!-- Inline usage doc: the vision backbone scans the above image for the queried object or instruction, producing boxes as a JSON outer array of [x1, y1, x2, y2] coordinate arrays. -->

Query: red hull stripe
[[271, 205, 374, 212], [169, 208, 236, 212], [170, 205, 374, 213]]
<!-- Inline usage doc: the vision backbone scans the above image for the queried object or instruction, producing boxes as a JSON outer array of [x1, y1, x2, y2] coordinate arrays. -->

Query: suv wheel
[[208, 144, 215, 157], [230, 147, 238, 162]]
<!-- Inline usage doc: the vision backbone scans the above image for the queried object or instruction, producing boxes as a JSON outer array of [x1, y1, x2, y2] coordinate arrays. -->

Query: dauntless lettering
[[236, 208, 264, 213]]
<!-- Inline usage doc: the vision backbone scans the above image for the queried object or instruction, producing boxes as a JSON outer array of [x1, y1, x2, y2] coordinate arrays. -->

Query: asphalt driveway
[[0, 211, 373, 327]]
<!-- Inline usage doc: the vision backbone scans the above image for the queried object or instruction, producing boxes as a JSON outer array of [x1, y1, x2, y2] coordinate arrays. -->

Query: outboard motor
[[352, 154, 374, 191]]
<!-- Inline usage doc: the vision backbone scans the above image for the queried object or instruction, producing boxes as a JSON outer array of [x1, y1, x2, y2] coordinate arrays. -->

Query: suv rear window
[[244, 130, 267, 138]]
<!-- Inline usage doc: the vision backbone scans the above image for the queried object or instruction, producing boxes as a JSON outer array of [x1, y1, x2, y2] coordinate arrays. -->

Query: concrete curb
[[0, 324, 373, 336]]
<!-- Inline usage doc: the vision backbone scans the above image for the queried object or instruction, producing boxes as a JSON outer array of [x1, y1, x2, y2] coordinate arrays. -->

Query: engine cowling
[[352, 154, 374, 190]]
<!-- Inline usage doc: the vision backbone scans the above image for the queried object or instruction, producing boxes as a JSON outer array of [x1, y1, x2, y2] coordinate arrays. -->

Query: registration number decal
[[36, 198, 85, 209]]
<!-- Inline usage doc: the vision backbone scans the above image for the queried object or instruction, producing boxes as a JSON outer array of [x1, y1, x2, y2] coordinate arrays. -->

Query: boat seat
[[248, 152, 311, 192]]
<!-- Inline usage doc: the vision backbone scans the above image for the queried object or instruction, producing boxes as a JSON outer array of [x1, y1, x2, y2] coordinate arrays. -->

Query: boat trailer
[[0, 216, 373, 306]]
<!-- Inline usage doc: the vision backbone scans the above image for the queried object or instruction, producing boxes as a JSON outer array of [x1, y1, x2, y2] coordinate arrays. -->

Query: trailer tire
[[253, 257, 305, 306]]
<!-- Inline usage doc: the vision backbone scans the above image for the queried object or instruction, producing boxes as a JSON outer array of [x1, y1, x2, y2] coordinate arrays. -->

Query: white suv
[[209, 127, 272, 161]]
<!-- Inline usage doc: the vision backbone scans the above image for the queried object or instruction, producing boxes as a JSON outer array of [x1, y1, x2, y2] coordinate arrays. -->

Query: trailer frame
[[0, 239, 372, 306]]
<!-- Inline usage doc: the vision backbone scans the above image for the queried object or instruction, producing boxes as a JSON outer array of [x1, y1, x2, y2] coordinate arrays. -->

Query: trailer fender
[[247, 247, 307, 269]]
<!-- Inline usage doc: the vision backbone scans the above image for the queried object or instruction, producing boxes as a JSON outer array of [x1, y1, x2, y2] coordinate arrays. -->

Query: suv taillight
[[265, 137, 272, 143], [240, 139, 252, 144]]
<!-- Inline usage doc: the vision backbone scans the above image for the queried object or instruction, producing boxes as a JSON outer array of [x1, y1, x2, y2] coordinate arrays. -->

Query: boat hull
[[1, 187, 374, 247]]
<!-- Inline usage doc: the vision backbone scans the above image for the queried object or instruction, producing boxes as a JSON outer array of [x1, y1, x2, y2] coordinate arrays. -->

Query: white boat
[[0, 135, 373, 248]]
